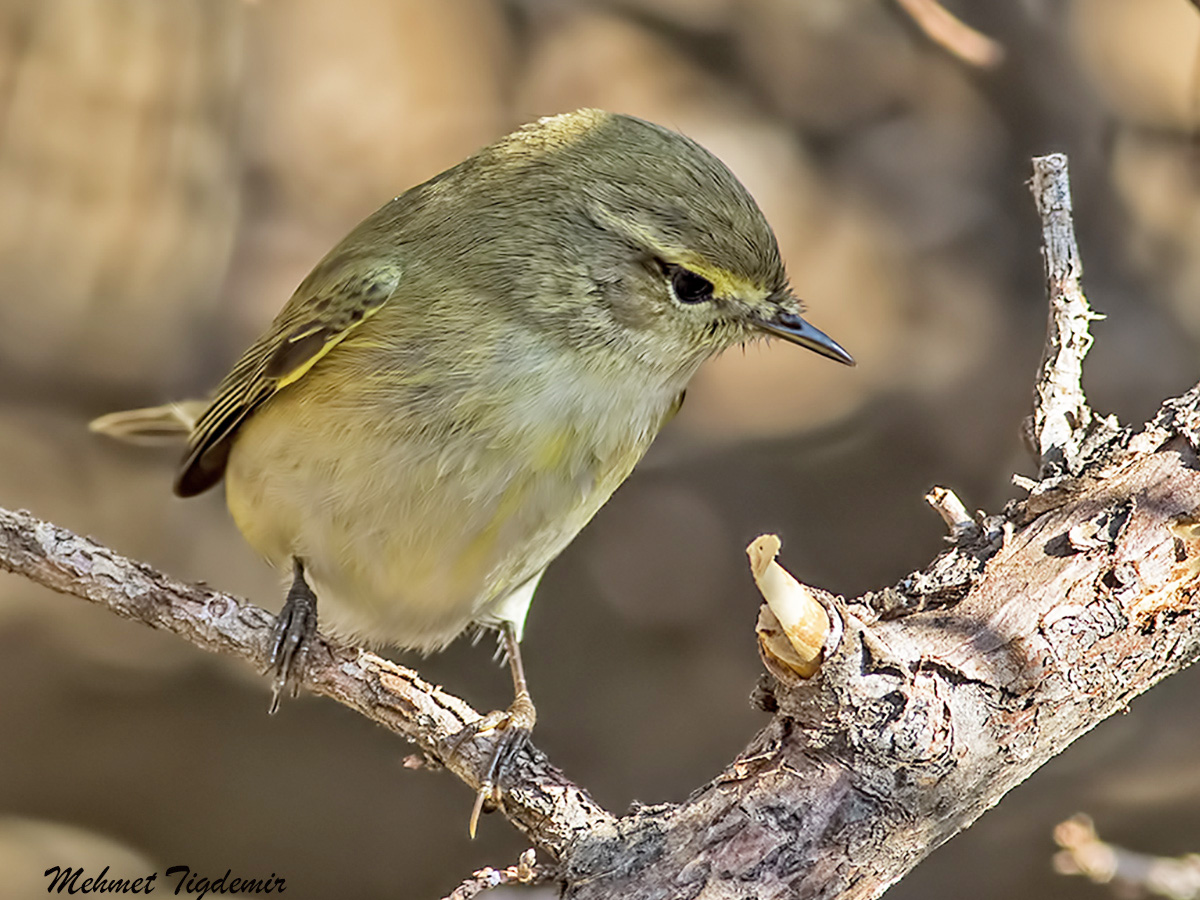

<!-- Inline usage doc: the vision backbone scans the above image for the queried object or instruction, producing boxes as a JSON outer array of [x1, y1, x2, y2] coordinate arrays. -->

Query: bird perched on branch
[[92, 108, 853, 832]]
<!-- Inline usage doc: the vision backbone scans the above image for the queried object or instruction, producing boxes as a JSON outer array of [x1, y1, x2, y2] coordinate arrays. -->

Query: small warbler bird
[[93, 109, 853, 829]]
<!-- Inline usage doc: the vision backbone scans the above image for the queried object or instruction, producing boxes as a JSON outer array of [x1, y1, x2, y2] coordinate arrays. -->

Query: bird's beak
[[754, 310, 855, 366]]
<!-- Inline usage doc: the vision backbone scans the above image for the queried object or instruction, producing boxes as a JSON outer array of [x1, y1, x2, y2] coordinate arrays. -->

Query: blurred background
[[0, 0, 1198, 897]]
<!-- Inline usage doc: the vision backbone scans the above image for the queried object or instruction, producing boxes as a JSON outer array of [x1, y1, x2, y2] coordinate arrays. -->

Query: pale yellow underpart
[[223, 329, 684, 652]]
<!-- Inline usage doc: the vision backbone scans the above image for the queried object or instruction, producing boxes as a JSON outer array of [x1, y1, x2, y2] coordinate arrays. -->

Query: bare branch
[[925, 485, 978, 542], [1029, 153, 1118, 481], [0, 508, 612, 858], [440, 850, 548, 900], [1054, 814, 1200, 900], [4, 154, 1200, 898], [892, 0, 1005, 68]]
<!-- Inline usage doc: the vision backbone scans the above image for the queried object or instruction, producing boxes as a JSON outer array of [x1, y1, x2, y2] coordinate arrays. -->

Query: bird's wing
[[175, 258, 403, 497]]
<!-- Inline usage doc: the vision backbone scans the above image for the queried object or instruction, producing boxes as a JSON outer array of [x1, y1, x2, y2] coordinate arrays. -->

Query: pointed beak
[[754, 310, 855, 366]]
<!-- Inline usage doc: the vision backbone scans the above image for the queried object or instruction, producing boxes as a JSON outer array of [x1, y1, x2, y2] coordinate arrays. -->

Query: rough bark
[[558, 420, 1200, 899], [2, 156, 1198, 899]]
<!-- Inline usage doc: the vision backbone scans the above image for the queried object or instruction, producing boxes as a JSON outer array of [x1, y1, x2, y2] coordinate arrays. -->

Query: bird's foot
[[449, 691, 536, 838], [267, 558, 319, 713]]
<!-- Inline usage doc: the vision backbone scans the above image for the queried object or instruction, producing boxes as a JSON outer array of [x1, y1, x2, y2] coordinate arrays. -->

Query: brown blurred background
[[0, 0, 1198, 897]]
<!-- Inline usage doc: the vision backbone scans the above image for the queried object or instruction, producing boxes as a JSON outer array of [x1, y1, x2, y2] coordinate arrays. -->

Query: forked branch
[[2, 156, 1199, 899]]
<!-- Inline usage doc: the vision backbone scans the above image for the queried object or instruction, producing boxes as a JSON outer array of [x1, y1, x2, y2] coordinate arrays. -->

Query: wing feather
[[175, 260, 402, 496]]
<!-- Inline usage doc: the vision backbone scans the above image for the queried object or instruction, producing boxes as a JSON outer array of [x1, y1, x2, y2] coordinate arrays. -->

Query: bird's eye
[[666, 265, 715, 305]]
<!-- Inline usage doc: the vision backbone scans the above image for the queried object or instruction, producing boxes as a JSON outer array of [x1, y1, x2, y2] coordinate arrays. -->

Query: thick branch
[[557, 400, 1200, 899]]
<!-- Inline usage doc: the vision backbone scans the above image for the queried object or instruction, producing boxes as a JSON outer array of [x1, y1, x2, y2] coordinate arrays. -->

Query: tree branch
[[1029, 152, 1118, 482], [891, 0, 1005, 69], [0, 508, 612, 858], [3, 155, 1200, 898], [439, 849, 547, 900], [1054, 813, 1200, 900]]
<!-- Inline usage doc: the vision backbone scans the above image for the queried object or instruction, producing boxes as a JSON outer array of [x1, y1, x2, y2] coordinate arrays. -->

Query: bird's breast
[[223, 339, 681, 651]]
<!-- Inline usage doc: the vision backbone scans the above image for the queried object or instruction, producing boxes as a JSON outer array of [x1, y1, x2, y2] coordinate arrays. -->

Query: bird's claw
[[267, 566, 319, 713], [449, 692, 536, 838]]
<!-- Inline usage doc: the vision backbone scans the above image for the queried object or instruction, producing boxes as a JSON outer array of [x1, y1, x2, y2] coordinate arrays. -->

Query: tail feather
[[89, 400, 206, 446]]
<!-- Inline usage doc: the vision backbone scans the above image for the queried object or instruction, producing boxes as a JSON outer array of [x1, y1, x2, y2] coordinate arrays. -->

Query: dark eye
[[666, 264, 714, 305]]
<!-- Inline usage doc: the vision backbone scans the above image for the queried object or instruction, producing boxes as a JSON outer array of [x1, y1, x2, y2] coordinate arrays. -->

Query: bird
[[92, 108, 853, 832]]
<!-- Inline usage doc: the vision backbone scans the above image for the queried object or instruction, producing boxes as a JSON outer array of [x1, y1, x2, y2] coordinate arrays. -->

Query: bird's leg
[[466, 622, 537, 838], [268, 556, 319, 713]]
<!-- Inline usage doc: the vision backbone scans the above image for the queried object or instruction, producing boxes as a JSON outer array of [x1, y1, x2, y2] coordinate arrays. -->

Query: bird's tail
[[89, 400, 206, 446]]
